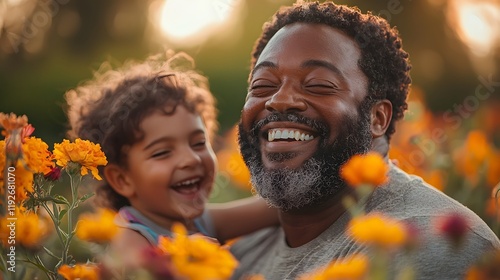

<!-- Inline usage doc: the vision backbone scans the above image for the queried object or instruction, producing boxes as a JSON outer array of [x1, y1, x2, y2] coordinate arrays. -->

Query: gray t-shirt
[[230, 163, 500, 280]]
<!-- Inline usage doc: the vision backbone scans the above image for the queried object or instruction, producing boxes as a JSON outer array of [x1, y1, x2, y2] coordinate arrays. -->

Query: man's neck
[[278, 187, 353, 248]]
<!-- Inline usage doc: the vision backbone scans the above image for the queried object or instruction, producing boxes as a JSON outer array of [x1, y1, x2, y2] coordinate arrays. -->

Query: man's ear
[[370, 99, 392, 138], [104, 164, 135, 198]]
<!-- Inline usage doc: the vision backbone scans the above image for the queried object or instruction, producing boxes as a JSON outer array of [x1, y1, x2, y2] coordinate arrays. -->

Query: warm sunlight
[[159, 0, 236, 43], [449, 0, 500, 57]]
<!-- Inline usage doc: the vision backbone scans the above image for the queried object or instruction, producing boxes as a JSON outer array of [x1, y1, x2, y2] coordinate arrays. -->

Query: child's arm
[[208, 196, 279, 242]]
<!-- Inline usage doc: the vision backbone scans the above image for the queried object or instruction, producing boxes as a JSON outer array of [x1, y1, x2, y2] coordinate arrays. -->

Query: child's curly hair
[[65, 51, 218, 210]]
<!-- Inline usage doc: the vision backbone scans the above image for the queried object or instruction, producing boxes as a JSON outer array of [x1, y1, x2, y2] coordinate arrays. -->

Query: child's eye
[[151, 150, 170, 158], [193, 140, 206, 148]]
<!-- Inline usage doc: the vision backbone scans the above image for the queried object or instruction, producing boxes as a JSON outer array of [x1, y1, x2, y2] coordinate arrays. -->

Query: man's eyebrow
[[250, 61, 278, 79], [250, 60, 346, 81], [301, 60, 345, 80]]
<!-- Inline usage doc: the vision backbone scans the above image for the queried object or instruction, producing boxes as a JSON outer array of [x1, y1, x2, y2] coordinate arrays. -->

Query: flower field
[[1, 89, 500, 279]]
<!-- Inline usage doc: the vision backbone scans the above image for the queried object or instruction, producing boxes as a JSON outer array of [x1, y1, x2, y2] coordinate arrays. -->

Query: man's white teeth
[[268, 129, 314, 142], [173, 178, 200, 188]]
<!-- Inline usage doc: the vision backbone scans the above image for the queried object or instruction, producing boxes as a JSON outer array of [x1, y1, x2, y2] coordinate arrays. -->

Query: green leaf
[[53, 195, 70, 205], [80, 192, 95, 203], [58, 209, 68, 220], [52, 203, 60, 226], [42, 246, 61, 261]]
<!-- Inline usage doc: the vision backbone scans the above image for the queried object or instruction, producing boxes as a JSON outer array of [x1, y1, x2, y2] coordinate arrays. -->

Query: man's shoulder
[[380, 164, 473, 213], [374, 164, 499, 246]]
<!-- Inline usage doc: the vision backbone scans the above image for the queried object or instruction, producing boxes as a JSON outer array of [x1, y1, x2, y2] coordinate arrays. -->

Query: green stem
[[34, 255, 56, 280], [41, 203, 65, 248], [61, 173, 80, 267], [0, 252, 7, 275], [372, 248, 389, 280]]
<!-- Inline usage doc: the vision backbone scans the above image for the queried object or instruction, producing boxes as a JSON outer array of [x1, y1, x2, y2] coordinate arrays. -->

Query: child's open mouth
[[171, 178, 201, 195]]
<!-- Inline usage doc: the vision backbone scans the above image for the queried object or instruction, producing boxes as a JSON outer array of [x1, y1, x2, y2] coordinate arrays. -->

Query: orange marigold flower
[[0, 139, 5, 174], [217, 149, 252, 190], [486, 151, 500, 188], [464, 130, 490, 162], [58, 263, 100, 280], [454, 130, 494, 186], [14, 166, 35, 203], [53, 139, 107, 180], [23, 137, 54, 174], [486, 195, 500, 219], [158, 223, 238, 280], [299, 254, 369, 280], [0, 112, 28, 137], [348, 213, 407, 249], [217, 126, 252, 190], [466, 266, 485, 280], [341, 152, 389, 187], [76, 209, 119, 243], [0, 208, 49, 248], [0, 164, 35, 204]]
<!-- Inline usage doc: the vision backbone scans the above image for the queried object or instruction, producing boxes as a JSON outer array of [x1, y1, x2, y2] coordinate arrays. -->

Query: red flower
[[44, 166, 62, 181], [139, 247, 176, 279], [436, 212, 469, 247]]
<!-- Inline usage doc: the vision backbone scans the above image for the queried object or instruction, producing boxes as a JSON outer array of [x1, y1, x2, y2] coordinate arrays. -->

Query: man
[[232, 2, 500, 279]]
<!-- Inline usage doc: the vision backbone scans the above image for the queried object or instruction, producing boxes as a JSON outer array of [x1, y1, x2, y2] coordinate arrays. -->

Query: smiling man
[[231, 2, 500, 280]]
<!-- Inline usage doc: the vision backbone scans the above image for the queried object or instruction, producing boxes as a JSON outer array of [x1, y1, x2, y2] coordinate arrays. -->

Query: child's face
[[124, 105, 217, 226]]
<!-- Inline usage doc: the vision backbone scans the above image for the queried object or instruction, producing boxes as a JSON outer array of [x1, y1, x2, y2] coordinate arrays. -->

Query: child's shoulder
[[108, 227, 151, 266]]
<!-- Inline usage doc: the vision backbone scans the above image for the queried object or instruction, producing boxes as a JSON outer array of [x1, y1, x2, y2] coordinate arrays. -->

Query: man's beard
[[238, 98, 374, 212]]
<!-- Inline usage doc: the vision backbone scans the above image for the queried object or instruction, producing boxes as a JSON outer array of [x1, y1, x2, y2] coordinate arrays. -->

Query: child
[[64, 51, 277, 265]]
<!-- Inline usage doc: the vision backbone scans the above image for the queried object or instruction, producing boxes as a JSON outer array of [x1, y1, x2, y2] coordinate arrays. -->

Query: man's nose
[[265, 82, 307, 113]]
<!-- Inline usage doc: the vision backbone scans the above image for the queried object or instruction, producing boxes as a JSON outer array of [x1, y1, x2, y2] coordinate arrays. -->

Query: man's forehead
[[254, 23, 362, 74]]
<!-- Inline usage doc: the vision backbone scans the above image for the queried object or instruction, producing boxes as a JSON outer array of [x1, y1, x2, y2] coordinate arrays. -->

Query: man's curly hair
[[250, 1, 411, 139], [65, 51, 218, 210]]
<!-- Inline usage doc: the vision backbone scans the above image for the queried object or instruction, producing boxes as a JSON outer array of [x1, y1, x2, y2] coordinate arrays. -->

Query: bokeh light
[[448, 0, 500, 57], [158, 0, 238, 45]]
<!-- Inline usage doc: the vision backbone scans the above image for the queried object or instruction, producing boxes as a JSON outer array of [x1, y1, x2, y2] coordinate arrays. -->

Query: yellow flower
[[348, 213, 407, 249], [53, 139, 107, 180], [23, 137, 54, 174], [158, 223, 238, 280], [300, 254, 369, 280], [58, 263, 100, 280], [341, 152, 389, 187], [0, 208, 49, 248], [76, 208, 119, 243]]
